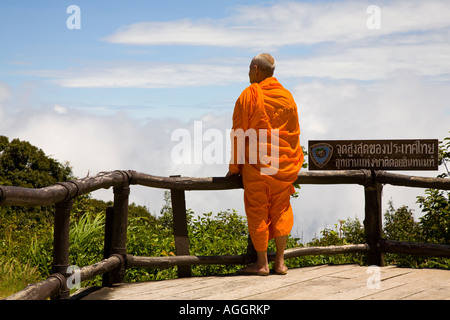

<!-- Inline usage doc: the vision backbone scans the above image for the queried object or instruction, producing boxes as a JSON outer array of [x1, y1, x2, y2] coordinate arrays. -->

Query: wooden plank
[[145, 268, 337, 300], [202, 265, 350, 301], [402, 286, 450, 300], [118, 278, 217, 300], [81, 276, 212, 300], [240, 265, 360, 300], [75, 265, 450, 300], [317, 266, 412, 300], [248, 265, 368, 300], [359, 268, 450, 300], [164, 276, 258, 300]]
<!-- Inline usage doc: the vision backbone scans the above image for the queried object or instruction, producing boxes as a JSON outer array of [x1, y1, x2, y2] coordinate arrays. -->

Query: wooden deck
[[73, 264, 449, 300]]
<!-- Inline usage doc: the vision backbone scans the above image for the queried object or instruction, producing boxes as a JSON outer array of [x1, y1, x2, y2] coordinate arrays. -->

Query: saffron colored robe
[[229, 77, 304, 251]]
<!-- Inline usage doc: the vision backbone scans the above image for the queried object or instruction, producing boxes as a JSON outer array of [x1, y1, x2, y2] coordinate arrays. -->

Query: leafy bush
[[417, 188, 449, 245]]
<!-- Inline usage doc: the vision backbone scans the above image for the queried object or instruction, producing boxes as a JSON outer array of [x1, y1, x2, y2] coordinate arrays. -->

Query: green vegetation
[[0, 135, 449, 298]]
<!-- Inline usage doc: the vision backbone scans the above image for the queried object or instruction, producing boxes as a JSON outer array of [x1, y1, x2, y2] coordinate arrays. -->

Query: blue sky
[[1, 0, 450, 240]]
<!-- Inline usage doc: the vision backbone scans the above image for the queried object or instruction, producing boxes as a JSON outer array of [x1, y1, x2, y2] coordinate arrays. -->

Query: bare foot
[[273, 262, 288, 275], [238, 263, 269, 276]]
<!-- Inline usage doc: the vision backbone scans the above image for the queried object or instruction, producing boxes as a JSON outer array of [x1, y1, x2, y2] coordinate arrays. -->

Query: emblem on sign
[[310, 143, 333, 168]]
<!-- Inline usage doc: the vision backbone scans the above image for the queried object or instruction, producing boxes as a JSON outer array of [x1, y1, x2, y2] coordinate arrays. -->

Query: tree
[[0, 136, 73, 188], [416, 189, 449, 245], [0, 136, 73, 228], [383, 201, 419, 242], [416, 134, 450, 245]]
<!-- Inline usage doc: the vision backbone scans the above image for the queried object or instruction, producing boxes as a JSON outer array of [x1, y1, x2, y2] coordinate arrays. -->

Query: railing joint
[[114, 170, 132, 188], [47, 272, 69, 300], [56, 180, 80, 201], [47, 272, 66, 287], [125, 254, 135, 268], [126, 170, 138, 185], [360, 169, 373, 186], [110, 253, 126, 268]]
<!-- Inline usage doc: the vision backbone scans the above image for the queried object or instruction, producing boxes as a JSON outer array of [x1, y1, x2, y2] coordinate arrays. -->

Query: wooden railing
[[3, 170, 450, 300]]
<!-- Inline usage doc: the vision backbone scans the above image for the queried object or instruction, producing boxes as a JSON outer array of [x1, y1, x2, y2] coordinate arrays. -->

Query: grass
[[0, 257, 42, 299]]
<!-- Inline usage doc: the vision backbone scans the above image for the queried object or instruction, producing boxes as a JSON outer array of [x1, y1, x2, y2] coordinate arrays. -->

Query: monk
[[226, 53, 304, 275]]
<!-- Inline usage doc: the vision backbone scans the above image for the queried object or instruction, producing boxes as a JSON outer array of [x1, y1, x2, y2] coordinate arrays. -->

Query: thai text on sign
[[308, 139, 439, 171]]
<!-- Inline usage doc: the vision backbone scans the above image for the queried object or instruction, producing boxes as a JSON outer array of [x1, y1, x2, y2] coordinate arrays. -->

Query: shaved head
[[249, 53, 276, 83], [252, 53, 276, 76]]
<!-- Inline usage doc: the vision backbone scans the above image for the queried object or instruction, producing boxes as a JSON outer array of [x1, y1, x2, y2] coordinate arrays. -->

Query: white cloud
[[32, 28, 450, 89], [0, 82, 11, 120], [294, 73, 450, 141], [31, 37, 450, 89], [104, 19, 251, 47], [0, 82, 10, 104], [288, 43, 450, 81], [104, 0, 450, 48], [32, 61, 246, 88], [53, 104, 68, 114]]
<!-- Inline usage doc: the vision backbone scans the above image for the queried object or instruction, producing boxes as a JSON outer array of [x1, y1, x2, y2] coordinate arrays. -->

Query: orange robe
[[229, 77, 304, 251]]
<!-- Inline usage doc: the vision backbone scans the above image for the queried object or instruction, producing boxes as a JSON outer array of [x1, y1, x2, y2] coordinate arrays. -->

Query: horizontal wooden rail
[[295, 170, 372, 185], [79, 255, 123, 283], [127, 244, 370, 269], [379, 240, 450, 257], [282, 244, 370, 259], [128, 254, 249, 269], [131, 172, 245, 190], [4, 255, 122, 300], [1, 169, 449, 206], [376, 171, 450, 190], [4, 274, 64, 300], [0, 171, 130, 206]]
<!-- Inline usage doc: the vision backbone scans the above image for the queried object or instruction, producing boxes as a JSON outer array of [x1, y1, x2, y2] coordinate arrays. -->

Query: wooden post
[[364, 171, 385, 266], [51, 200, 74, 300], [102, 206, 114, 286], [108, 186, 130, 284], [170, 175, 191, 277]]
